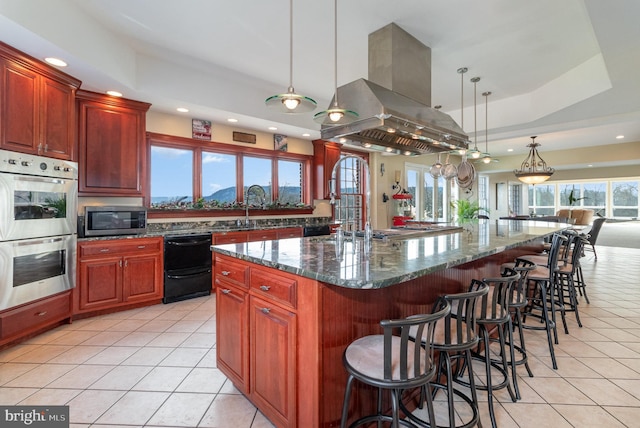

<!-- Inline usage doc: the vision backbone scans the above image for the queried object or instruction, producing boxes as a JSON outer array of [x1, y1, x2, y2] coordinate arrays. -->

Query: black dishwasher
[[163, 234, 212, 303]]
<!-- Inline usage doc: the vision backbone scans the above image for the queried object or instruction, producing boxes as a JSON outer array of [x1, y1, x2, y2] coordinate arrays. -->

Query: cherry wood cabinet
[[212, 227, 301, 246], [215, 254, 308, 428], [312, 139, 342, 200], [0, 291, 72, 348], [76, 90, 150, 196], [75, 237, 163, 315], [0, 42, 80, 159]]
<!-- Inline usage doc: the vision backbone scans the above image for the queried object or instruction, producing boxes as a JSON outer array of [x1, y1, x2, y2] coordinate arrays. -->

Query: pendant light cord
[[484, 91, 491, 153], [288, 0, 293, 89], [472, 77, 480, 150], [333, 0, 338, 108]]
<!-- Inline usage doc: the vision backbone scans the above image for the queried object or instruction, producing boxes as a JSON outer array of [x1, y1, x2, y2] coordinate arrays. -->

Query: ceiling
[[1, 0, 639, 161]]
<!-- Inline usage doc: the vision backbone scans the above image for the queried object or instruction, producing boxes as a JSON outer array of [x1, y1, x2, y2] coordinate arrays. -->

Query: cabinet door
[[123, 254, 162, 303], [250, 296, 296, 427], [0, 59, 39, 153], [77, 257, 123, 311], [216, 284, 250, 393], [79, 102, 143, 194], [41, 76, 75, 159]]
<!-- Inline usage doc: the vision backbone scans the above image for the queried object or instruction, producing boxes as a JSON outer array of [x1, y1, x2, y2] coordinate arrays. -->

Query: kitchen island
[[211, 220, 567, 428]]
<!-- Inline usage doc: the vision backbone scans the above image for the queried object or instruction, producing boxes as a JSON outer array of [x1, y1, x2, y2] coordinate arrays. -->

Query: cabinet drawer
[[213, 231, 248, 245], [0, 292, 71, 339], [250, 269, 297, 309], [80, 238, 162, 257], [247, 229, 278, 242], [215, 256, 250, 289], [277, 227, 302, 239]]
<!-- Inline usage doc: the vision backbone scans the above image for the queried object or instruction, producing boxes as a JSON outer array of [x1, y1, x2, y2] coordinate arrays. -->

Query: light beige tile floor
[[0, 245, 638, 427]]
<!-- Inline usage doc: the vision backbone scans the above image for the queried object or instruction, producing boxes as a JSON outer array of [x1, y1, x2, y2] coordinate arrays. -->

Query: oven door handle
[[166, 239, 211, 247], [13, 176, 66, 185], [166, 270, 212, 280], [14, 236, 65, 246]]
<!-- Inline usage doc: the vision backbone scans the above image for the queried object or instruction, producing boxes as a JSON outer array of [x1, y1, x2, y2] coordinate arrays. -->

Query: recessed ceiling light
[[507, 148, 514, 152], [302, 133, 310, 137], [176, 107, 189, 113], [44, 57, 67, 67], [106, 90, 123, 97], [588, 164, 593, 167], [616, 135, 624, 139], [227, 118, 238, 123], [268, 127, 277, 131]]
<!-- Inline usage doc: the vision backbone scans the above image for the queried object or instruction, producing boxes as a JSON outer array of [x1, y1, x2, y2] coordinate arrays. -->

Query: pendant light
[[313, 0, 358, 125], [468, 76, 482, 159], [265, 0, 317, 113], [514, 136, 555, 184], [481, 91, 492, 163]]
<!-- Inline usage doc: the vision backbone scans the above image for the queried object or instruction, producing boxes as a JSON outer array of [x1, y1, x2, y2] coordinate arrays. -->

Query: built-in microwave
[[83, 206, 147, 237]]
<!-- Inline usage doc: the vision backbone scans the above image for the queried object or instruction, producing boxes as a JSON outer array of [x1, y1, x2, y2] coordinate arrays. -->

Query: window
[[528, 184, 555, 215], [508, 183, 522, 215], [148, 133, 311, 211], [202, 151, 236, 203], [334, 155, 365, 230], [526, 179, 639, 220], [150, 146, 193, 204], [612, 181, 639, 218], [406, 163, 452, 222], [277, 159, 303, 204], [478, 176, 489, 213]]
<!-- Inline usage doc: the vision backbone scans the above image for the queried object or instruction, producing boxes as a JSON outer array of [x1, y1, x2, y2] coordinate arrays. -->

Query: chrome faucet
[[245, 184, 267, 227], [329, 155, 371, 234]]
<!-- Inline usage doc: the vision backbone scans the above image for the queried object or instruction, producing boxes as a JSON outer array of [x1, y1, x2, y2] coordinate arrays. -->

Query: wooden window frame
[[146, 132, 313, 218]]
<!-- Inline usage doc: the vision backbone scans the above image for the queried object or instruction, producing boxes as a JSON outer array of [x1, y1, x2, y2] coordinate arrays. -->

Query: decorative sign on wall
[[274, 134, 288, 151], [192, 119, 212, 140], [233, 131, 257, 144]]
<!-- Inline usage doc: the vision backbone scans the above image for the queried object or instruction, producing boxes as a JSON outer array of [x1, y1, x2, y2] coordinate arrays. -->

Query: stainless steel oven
[[0, 149, 78, 311], [0, 235, 76, 310], [0, 150, 77, 241]]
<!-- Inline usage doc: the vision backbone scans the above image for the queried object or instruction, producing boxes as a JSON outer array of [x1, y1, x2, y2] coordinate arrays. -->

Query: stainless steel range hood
[[320, 24, 469, 155]]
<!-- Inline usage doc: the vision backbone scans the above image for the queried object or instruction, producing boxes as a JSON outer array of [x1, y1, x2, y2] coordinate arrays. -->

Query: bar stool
[[456, 273, 520, 428], [406, 285, 489, 428], [556, 232, 587, 328], [340, 300, 451, 428], [522, 233, 568, 370], [500, 260, 536, 400]]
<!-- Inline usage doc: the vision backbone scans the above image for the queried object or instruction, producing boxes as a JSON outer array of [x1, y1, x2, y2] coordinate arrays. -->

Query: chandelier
[[514, 136, 555, 184]]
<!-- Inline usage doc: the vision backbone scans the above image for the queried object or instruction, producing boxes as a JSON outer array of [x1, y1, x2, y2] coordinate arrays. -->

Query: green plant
[[450, 199, 488, 220], [568, 189, 586, 206]]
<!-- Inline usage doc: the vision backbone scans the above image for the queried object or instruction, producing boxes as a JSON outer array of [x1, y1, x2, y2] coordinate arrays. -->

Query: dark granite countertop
[[211, 220, 569, 289]]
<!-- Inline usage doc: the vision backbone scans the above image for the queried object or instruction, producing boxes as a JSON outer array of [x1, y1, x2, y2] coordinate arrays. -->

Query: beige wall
[[146, 111, 314, 155]]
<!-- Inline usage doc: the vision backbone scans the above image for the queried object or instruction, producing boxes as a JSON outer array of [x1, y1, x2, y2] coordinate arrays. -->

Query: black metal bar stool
[[521, 233, 568, 370], [455, 273, 521, 428], [405, 285, 489, 428], [340, 301, 451, 428], [500, 259, 537, 400]]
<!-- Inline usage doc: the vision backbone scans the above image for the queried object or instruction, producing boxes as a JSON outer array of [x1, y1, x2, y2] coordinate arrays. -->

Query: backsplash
[[147, 216, 332, 234]]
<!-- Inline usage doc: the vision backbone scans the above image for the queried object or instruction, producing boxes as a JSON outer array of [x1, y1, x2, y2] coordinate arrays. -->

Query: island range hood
[[320, 24, 469, 155]]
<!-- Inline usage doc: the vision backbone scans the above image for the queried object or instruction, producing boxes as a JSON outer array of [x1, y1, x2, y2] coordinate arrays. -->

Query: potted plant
[[567, 188, 587, 220], [450, 199, 489, 221]]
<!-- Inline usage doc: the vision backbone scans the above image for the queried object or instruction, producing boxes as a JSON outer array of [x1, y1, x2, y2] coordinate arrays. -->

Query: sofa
[[556, 209, 594, 225]]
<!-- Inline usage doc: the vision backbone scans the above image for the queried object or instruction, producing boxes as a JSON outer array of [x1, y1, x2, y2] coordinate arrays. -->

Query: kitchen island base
[[214, 241, 544, 427]]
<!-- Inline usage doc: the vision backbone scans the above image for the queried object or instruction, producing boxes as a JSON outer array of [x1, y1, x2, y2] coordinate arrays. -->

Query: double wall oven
[[0, 149, 78, 311]]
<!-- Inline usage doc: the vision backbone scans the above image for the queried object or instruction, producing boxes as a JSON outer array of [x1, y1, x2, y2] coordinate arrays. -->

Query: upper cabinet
[[0, 42, 81, 160], [77, 90, 151, 196], [312, 140, 342, 200]]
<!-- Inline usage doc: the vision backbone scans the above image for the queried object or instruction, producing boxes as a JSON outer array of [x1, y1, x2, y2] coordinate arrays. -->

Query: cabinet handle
[[259, 285, 271, 292], [124, 260, 128, 267], [137, 245, 146, 249], [221, 271, 230, 276], [36, 311, 47, 316], [100, 248, 110, 252], [261, 307, 271, 314], [221, 289, 231, 294], [44, 143, 48, 152], [119, 260, 123, 267]]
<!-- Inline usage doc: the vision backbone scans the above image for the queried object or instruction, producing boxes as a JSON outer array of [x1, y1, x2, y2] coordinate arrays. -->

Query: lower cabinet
[[75, 237, 163, 315], [250, 296, 296, 428], [215, 254, 298, 428], [0, 291, 72, 347]]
